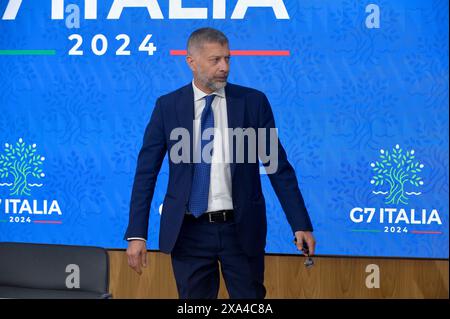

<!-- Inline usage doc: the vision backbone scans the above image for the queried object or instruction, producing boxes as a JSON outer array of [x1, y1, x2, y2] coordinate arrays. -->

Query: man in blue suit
[[125, 27, 315, 299]]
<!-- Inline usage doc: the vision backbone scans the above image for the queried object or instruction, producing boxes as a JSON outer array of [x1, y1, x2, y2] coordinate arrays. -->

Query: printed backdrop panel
[[0, 0, 448, 258]]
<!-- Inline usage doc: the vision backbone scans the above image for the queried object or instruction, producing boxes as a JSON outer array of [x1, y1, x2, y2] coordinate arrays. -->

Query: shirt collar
[[192, 80, 226, 102]]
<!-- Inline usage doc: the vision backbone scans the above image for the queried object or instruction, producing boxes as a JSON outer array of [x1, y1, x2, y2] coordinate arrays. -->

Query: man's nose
[[218, 58, 229, 72]]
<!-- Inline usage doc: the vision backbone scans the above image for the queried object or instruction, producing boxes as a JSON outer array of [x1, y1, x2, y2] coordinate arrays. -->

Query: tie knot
[[205, 94, 215, 107]]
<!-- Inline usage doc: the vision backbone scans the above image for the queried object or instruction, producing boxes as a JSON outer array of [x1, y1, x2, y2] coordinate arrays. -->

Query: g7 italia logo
[[349, 145, 442, 235], [0, 138, 62, 224]]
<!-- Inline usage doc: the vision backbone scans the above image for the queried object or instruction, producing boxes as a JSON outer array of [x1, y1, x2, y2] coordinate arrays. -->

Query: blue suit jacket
[[124, 83, 313, 256]]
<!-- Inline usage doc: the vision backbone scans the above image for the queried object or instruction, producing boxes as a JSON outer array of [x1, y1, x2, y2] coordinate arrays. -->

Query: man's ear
[[186, 55, 195, 72]]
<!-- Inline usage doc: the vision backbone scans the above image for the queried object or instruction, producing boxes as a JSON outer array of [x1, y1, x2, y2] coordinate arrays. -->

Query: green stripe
[[350, 229, 382, 233], [0, 220, 8, 223], [0, 50, 56, 55]]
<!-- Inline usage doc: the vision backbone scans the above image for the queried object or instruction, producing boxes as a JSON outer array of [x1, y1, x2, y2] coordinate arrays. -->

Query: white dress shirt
[[191, 80, 233, 213], [127, 81, 233, 242]]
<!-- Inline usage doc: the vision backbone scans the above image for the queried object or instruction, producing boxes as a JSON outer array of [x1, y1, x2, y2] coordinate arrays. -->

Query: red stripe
[[33, 220, 62, 224], [410, 231, 442, 234], [231, 50, 290, 56], [170, 50, 290, 56], [170, 50, 187, 55]]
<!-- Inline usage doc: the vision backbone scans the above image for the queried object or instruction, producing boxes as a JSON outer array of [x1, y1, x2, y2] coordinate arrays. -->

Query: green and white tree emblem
[[371, 144, 424, 205], [0, 138, 45, 196]]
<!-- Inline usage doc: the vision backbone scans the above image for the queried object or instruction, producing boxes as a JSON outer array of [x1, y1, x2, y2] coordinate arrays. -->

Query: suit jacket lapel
[[175, 83, 194, 135], [175, 84, 195, 173], [225, 83, 245, 181]]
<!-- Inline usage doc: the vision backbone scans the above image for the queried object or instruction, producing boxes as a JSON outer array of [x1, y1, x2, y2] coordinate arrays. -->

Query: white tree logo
[[371, 144, 424, 205], [0, 138, 45, 196]]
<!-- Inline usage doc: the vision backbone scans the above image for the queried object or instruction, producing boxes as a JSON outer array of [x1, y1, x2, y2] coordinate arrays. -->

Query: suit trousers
[[170, 214, 266, 299]]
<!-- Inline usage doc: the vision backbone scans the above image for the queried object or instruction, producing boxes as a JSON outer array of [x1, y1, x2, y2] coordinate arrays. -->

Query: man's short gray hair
[[187, 27, 229, 55]]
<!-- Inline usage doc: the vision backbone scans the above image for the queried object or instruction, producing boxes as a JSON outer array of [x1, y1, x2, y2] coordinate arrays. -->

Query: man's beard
[[198, 72, 227, 91], [206, 79, 227, 91]]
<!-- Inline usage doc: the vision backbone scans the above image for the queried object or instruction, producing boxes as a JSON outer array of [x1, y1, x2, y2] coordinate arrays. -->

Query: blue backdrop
[[0, 0, 448, 258]]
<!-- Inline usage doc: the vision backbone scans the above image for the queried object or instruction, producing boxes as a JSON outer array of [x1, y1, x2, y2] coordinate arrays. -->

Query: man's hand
[[294, 231, 316, 256], [126, 240, 147, 275]]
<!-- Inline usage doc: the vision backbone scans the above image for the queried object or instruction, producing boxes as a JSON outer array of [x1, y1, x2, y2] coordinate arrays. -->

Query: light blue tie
[[188, 94, 216, 217]]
